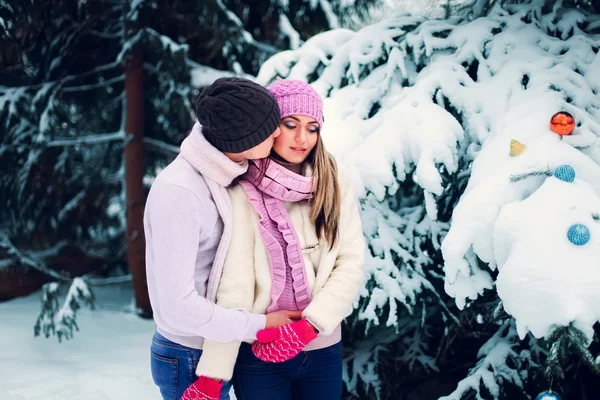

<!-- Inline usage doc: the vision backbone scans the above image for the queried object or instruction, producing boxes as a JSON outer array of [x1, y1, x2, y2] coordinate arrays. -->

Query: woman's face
[[273, 115, 319, 164]]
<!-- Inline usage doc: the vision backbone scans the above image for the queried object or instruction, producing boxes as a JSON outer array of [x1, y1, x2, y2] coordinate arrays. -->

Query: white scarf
[[179, 122, 248, 301]]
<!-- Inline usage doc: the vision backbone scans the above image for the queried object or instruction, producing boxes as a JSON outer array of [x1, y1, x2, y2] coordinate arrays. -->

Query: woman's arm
[[303, 171, 366, 335]]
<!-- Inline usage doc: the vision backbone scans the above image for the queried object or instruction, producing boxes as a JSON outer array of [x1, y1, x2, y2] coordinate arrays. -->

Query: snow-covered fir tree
[[257, 1, 600, 398], [178, 0, 384, 74]]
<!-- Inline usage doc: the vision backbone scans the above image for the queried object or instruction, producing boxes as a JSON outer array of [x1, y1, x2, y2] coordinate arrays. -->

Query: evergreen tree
[[256, 1, 600, 398]]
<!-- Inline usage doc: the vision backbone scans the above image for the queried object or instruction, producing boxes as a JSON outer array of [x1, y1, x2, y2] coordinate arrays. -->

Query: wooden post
[[124, 47, 152, 318]]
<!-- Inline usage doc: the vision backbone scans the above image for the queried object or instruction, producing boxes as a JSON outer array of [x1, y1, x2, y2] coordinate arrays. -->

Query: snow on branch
[[318, 0, 340, 29], [61, 74, 125, 93], [344, 329, 393, 399], [399, 318, 439, 372], [220, 0, 278, 52], [47, 131, 125, 147], [279, 13, 301, 50], [0, 86, 29, 128], [358, 198, 453, 330], [57, 189, 87, 221], [87, 274, 132, 286], [1, 62, 120, 93], [143, 137, 179, 157], [0, 232, 70, 281], [440, 321, 539, 400], [441, 5, 600, 308], [34, 277, 95, 342], [188, 61, 247, 87]]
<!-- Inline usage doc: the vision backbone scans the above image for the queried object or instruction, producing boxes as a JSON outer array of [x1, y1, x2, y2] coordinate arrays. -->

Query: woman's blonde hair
[[308, 134, 341, 248]]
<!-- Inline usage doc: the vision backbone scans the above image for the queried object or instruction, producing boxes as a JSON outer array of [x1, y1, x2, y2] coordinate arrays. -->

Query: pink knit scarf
[[240, 159, 314, 312]]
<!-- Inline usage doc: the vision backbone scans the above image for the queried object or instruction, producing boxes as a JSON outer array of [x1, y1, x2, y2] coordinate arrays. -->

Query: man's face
[[242, 127, 281, 160]]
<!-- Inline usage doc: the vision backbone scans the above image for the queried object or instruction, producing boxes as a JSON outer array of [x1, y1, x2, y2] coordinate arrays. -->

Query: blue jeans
[[150, 332, 231, 400], [231, 342, 343, 400]]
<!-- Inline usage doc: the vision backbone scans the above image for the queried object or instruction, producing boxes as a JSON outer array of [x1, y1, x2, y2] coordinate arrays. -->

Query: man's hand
[[265, 310, 303, 329]]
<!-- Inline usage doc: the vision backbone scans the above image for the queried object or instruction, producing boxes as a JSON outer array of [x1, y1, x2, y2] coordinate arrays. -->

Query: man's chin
[[250, 155, 268, 160]]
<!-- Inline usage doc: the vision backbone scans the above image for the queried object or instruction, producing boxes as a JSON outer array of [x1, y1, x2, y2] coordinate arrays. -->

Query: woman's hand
[[265, 310, 303, 329], [252, 318, 318, 363]]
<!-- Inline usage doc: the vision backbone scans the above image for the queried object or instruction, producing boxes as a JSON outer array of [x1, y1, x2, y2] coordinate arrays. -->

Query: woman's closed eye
[[284, 122, 297, 129]]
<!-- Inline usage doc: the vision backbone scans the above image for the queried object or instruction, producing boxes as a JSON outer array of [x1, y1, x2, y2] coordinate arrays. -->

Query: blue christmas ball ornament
[[568, 224, 590, 245], [535, 390, 562, 400], [554, 165, 576, 182]]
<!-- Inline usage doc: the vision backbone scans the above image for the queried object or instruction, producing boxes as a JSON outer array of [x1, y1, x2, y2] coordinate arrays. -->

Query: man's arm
[[145, 182, 265, 342]]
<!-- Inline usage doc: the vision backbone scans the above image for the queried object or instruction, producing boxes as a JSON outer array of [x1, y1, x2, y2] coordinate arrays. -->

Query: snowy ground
[[0, 283, 161, 400]]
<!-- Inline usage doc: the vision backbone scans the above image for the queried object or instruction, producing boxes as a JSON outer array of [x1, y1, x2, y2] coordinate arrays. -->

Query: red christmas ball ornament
[[550, 111, 575, 136]]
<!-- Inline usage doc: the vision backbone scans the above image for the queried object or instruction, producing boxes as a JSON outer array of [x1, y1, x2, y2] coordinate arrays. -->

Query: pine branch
[[545, 325, 600, 381], [509, 170, 552, 182], [0, 61, 120, 91], [34, 277, 96, 342], [213, 0, 279, 54], [33, 282, 61, 338], [47, 131, 125, 147], [143, 137, 179, 157], [545, 326, 570, 381], [0, 232, 70, 281], [57, 189, 87, 222], [61, 73, 124, 93], [87, 274, 132, 286], [440, 320, 531, 400], [568, 327, 600, 375]]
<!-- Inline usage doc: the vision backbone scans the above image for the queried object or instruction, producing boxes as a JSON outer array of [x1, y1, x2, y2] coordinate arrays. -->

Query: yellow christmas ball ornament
[[510, 139, 526, 157]]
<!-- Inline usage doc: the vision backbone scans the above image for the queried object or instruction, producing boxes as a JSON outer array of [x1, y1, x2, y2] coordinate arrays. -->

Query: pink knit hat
[[267, 79, 323, 125]]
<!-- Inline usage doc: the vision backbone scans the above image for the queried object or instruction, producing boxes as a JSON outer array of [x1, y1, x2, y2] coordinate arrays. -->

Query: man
[[144, 77, 300, 400]]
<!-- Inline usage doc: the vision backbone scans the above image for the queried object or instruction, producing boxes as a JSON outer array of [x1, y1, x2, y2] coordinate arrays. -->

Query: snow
[[279, 14, 301, 50], [494, 175, 600, 340], [0, 86, 28, 127], [440, 321, 539, 400], [0, 258, 13, 269], [57, 190, 86, 221], [0, 1, 12, 32], [443, 93, 600, 319], [159, 33, 189, 55], [0, 284, 160, 400], [318, 0, 340, 29], [188, 62, 252, 88], [430, 9, 600, 338]]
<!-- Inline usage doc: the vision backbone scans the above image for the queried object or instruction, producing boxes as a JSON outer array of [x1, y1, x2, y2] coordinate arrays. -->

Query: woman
[[145, 77, 301, 400], [182, 79, 365, 400]]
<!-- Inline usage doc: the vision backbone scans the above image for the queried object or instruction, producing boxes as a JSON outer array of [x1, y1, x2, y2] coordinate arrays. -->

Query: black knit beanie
[[194, 77, 281, 153]]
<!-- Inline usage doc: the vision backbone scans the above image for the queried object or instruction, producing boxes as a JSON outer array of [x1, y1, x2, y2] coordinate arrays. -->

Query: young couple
[[144, 77, 365, 400]]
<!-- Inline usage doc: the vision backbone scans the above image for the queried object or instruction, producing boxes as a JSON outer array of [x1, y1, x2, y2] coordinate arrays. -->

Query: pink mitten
[[180, 376, 223, 400], [251, 318, 318, 363]]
